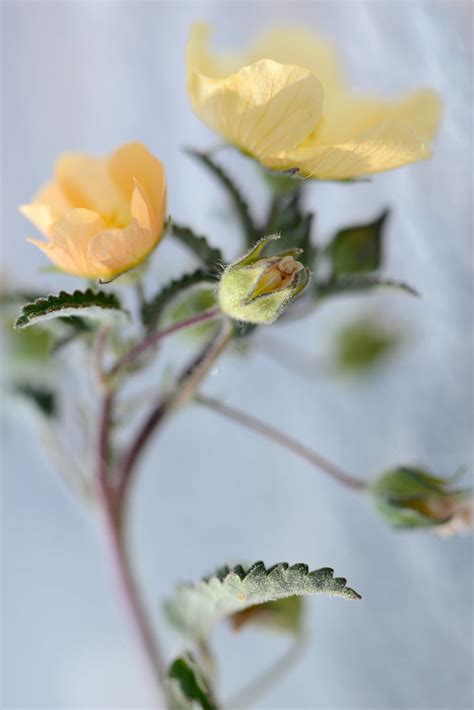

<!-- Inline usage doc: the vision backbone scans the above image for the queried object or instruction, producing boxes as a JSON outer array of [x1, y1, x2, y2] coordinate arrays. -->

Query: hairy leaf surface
[[164, 561, 360, 640], [14, 289, 125, 330]]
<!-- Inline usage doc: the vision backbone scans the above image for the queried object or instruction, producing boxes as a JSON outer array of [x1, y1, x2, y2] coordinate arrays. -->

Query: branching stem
[[195, 393, 368, 492], [110, 306, 222, 377], [92, 317, 233, 708]]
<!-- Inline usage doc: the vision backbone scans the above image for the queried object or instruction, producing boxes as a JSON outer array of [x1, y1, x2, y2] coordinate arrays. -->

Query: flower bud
[[370, 466, 471, 530], [218, 235, 310, 324]]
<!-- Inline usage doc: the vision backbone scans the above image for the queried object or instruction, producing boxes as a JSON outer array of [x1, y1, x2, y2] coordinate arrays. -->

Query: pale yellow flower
[[187, 24, 442, 179], [21, 142, 167, 280]]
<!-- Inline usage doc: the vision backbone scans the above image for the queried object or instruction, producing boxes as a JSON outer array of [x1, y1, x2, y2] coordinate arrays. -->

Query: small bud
[[218, 235, 310, 324], [370, 466, 471, 530]]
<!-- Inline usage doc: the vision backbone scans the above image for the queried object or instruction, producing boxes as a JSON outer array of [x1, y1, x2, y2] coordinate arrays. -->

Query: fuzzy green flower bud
[[370, 466, 471, 530], [218, 235, 310, 324]]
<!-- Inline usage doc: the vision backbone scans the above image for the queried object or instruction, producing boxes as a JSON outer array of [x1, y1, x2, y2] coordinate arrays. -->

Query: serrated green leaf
[[14, 289, 125, 330], [316, 275, 418, 299], [167, 654, 217, 710], [265, 189, 315, 267], [170, 223, 223, 274], [327, 210, 389, 276], [141, 270, 217, 331], [12, 383, 57, 418], [164, 561, 360, 641], [186, 148, 258, 246]]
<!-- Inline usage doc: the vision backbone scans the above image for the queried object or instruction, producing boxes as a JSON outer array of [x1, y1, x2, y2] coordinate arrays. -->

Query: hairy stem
[[110, 306, 222, 377], [95, 391, 168, 705], [195, 393, 367, 492], [94, 319, 233, 706]]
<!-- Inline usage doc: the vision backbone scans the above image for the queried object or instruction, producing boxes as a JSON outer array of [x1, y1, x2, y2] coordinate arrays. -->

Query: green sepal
[[370, 466, 470, 529], [260, 166, 301, 194], [14, 289, 125, 330], [327, 210, 389, 276], [164, 561, 360, 641]]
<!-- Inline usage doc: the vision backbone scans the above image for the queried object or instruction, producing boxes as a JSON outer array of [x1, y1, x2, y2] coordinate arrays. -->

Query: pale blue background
[[1, 1, 473, 709]]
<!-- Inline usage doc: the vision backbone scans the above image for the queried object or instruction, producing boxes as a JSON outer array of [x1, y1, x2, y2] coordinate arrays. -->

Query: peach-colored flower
[[21, 142, 167, 280]]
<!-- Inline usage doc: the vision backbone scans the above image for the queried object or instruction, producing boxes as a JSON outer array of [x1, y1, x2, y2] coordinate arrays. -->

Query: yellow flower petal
[[87, 222, 156, 278], [268, 121, 431, 179], [107, 141, 167, 234], [22, 142, 168, 279], [130, 179, 155, 233], [187, 22, 241, 79], [310, 88, 441, 146], [246, 26, 344, 95], [187, 23, 442, 179], [19, 181, 72, 238], [29, 208, 108, 278], [267, 89, 442, 178], [55, 153, 127, 225], [188, 58, 323, 158], [20, 205, 57, 240]]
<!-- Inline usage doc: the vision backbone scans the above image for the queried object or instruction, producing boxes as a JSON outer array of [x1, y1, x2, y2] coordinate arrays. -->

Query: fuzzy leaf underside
[[229, 595, 304, 636], [170, 223, 224, 274], [14, 289, 124, 329], [164, 561, 360, 641], [141, 270, 217, 331], [186, 148, 258, 246], [316, 275, 419, 299], [167, 654, 217, 710]]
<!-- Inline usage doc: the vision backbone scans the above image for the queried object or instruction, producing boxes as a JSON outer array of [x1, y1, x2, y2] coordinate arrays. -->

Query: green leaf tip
[[167, 653, 217, 710], [14, 289, 125, 330], [327, 209, 389, 276], [164, 561, 360, 641]]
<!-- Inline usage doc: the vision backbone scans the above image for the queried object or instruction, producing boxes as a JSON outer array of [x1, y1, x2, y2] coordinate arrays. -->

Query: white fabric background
[[1, 1, 473, 708]]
